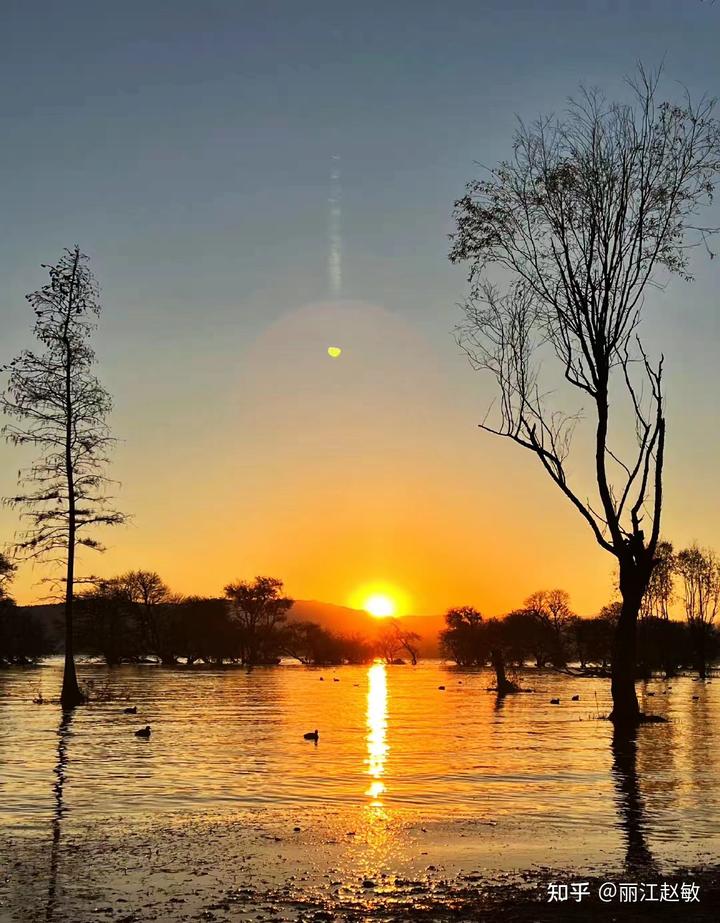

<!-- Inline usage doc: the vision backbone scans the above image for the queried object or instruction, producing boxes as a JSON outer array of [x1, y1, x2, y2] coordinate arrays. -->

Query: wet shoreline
[[2, 812, 719, 922]]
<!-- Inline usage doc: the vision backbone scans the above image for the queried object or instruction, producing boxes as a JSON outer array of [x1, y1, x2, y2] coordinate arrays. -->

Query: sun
[[349, 582, 410, 619], [364, 593, 396, 619]]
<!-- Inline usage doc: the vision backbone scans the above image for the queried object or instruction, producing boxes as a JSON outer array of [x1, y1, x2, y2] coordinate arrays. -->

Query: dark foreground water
[[0, 658, 718, 875]]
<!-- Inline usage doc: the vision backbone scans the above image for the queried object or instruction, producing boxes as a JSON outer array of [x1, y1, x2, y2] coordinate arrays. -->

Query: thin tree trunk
[[60, 251, 84, 709]]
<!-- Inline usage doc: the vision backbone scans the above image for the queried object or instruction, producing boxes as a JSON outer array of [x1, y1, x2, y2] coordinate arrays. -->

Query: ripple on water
[[0, 660, 718, 869]]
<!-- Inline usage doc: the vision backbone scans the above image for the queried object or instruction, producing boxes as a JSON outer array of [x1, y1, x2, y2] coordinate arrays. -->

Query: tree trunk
[[491, 648, 518, 696], [609, 568, 642, 726], [60, 250, 84, 710], [60, 533, 83, 707]]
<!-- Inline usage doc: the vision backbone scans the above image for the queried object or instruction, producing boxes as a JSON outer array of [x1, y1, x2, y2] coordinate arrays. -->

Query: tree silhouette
[[0, 552, 50, 663], [224, 576, 293, 665], [121, 570, 176, 663], [76, 577, 139, 666], [440, 606, 486, 666], [522, 589, 575, 667], [0, 551, 15, 594], [377, 618, 421, 664], [450, 67, 720, 725], [640, 540, 674, 620], [2, 247, 125, 707], [675, 544, 720, 678]]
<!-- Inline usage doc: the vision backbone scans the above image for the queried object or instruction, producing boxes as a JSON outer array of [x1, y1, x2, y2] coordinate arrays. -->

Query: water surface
[[1, 659, 718, 872]]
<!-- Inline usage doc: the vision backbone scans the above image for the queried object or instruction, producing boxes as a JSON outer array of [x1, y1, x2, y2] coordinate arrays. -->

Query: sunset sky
[[1, 1, 719, 615]]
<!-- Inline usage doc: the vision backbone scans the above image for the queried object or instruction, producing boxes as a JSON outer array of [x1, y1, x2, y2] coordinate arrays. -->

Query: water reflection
[[46, 709, 73, 923], [611, 727, 657, 873], [365, 663, 388, 805], [1, 663, 719, 873]]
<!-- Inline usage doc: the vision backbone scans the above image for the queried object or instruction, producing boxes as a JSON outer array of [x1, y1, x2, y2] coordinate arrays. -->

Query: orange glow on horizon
[[3, 299, 621, 616]]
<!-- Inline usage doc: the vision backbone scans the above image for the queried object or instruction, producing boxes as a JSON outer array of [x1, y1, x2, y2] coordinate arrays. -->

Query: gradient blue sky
[[1, 1, 719, 613]]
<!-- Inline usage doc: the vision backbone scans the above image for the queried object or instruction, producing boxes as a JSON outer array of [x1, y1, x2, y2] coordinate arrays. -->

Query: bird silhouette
[[135, 725, 151, 738], [124, 706, 137, 714], [303, 729, 319, 742], [550, 698, 560, 705]]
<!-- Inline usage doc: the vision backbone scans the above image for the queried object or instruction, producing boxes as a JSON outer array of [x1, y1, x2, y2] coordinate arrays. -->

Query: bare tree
[[2, 247, 125, 707], [376, 618, 421, 665], [675, 544, 720, 677], [450, 67, 720, 725], [640, 539, 674, 620]]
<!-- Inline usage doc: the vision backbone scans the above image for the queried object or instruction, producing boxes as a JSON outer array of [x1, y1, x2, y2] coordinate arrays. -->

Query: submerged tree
[[439, 606, 486, 666], [675, 544, 720, 678], [2, 247, 125, 706], [76, 577, 139, 666], [121, 570, 175, 663], [522, 589, 575, 667], [376, 618, 421, 664], [224, 576, 294, 665], [450, 68, 720, 725]]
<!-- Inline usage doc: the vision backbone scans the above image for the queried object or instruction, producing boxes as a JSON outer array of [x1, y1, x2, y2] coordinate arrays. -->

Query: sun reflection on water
[[365, 662, 389, 805]]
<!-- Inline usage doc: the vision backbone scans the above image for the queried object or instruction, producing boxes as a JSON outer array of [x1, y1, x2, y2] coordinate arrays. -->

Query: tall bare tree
[[450, 68, 720, 725], [2, 247, 125, 707]]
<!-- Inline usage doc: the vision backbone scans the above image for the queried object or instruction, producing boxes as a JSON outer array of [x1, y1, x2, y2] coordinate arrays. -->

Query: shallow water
[[0, 659, 718, 871]]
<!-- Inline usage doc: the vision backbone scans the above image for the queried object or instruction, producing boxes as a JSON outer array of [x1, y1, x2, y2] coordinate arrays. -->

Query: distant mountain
[[289, 600, 444, 657]]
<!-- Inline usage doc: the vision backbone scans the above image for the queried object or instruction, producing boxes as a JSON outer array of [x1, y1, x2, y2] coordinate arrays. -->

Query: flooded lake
[[1, 658, 718, 878]]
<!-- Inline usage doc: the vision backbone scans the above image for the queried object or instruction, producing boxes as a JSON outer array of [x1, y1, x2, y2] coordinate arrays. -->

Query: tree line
[[0, 567, 422, 668], [0, 553, 50, 664], [441, 544, 720, 684]]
